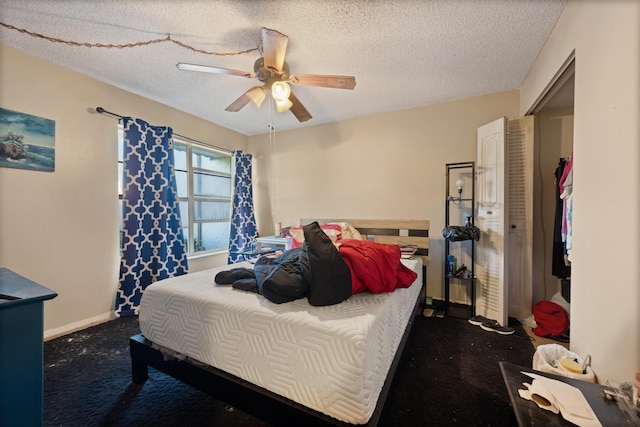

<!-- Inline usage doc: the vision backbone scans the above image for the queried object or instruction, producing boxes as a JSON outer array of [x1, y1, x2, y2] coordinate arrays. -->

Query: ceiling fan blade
[[225, 92, 252, 112], [288, 91, 312, 122], [226, 86, 267, 112], [289, 74, 356, 90], [262, 27, 288, 72], [177, 62, 254, 78]]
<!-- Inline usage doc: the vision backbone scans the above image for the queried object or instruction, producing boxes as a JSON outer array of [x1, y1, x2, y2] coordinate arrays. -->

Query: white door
[[476, 117, 508, 326], [506, 117, 534, 320], [475, 117, 534, 326]]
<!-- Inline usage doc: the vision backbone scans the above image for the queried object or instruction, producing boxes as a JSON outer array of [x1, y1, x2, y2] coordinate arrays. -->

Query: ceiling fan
[[176, 27, 357, 122]]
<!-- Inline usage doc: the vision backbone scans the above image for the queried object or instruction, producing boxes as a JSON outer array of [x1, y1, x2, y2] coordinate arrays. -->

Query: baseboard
[[44, 311, 117, 341]]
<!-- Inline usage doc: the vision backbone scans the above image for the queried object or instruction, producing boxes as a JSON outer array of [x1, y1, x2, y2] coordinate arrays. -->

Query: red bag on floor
[[532, 300, 569, 337]]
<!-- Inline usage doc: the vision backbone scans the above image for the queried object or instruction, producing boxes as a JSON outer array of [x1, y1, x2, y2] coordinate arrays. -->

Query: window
[[118, 126, 232, 256]]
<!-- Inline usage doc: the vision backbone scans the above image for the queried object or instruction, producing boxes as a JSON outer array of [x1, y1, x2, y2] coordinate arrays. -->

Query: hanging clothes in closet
[[559, 154, 574, 261], [552, 155, 573, 279]]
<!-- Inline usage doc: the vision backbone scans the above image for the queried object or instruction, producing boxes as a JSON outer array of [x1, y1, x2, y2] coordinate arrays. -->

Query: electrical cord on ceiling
[[0, 21, 260, 56]]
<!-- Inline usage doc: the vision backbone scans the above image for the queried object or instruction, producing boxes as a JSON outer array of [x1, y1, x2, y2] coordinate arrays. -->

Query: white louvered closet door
[[476, 117, 508, 326], [506, 116, 534, 321], [475, 117, 534, 327]]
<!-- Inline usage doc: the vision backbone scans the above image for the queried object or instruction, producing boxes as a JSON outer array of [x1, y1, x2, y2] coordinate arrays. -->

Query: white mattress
[[139, 258, 422, 424]]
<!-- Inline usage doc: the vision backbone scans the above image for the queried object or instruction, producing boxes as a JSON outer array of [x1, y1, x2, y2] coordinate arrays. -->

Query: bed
[[130, 219, 430, 426]]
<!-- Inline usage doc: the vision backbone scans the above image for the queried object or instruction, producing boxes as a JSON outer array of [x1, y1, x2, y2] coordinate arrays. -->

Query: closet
[[531, 63, 575, 305], [552, 156, 573, 301], [472, 63, 574, 327]]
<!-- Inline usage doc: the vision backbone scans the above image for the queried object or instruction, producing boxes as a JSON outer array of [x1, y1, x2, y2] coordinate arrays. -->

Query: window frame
[[118, 126, 232, 257], [175, 138, 233, 256]]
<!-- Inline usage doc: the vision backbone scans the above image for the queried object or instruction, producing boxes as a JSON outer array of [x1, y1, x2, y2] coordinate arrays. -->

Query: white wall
[[521, 0, 640, 382], [248, 90, 520, 304], [0, 45, 247, 338]]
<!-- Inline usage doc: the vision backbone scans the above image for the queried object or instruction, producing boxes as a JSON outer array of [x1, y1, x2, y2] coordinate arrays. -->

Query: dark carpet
[[44, 314, 534, 426]]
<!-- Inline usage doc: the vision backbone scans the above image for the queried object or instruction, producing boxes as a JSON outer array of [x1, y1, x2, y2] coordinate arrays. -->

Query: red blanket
[[338, 240, 418, 294]]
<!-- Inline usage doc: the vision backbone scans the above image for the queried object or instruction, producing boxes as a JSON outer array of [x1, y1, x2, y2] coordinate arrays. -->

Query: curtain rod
[[95, 107, 234, 154]]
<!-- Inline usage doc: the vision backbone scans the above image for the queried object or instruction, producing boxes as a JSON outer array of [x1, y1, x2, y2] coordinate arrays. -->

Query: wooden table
[[499, 361, 629, 426]]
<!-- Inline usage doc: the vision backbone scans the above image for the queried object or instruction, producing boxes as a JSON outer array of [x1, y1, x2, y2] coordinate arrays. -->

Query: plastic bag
[[532, 343, 596, 383], [442, 223, 480, 242], [604, 380, 640, 426]]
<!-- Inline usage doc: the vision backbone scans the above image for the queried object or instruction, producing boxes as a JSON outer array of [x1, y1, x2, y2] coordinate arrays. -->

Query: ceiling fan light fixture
[[275, 98, 293, 113], [246, 87, 266, 108], [271, 81, 291, 102]]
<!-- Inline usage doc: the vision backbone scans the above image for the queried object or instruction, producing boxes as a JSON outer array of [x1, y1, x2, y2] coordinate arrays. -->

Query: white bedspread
[[139, 258, 422, 424]]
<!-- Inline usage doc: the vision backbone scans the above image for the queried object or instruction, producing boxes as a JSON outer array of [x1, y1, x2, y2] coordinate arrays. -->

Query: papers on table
[[518, 371, 602, 427]]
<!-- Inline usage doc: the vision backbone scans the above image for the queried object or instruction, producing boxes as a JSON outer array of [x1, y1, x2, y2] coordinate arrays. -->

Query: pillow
[[318, 223, 343, 242], [329, 222, 363, 240], [288, 227, 305, 248], [288, 222, 362, 248]]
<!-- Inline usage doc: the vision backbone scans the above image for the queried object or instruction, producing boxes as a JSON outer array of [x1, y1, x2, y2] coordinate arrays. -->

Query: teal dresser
[[0, 268, 57, 427]]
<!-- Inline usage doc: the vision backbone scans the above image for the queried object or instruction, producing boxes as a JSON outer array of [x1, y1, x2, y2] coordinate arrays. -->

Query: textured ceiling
[[0, 0, 566, 136]]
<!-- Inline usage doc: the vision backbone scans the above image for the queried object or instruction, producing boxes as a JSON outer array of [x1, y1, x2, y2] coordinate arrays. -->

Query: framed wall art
[[0, 107, 55, 172]]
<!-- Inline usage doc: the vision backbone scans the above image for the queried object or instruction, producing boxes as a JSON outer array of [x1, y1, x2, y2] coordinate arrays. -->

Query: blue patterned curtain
[[115, 117, 188, 317], [228, 150, 257, 263]]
